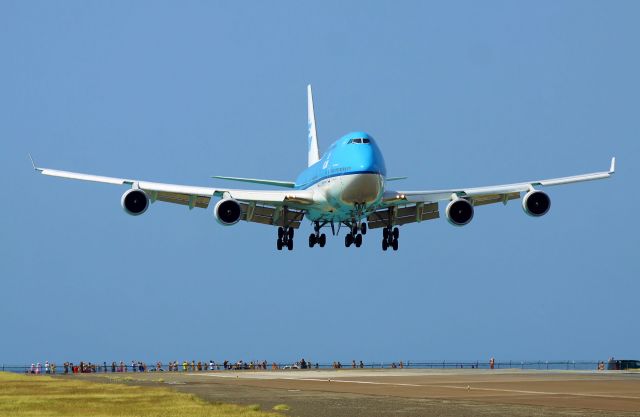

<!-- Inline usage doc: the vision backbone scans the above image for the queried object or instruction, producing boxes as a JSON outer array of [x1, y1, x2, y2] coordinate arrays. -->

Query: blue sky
[[1, 1, 638, 365]]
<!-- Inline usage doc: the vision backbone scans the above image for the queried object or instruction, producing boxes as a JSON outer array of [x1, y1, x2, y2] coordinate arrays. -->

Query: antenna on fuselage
[[307, 84, 320, 167]]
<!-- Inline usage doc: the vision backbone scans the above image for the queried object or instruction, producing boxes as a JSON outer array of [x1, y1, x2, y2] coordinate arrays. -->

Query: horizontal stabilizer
[[211, 175, 296, 188]]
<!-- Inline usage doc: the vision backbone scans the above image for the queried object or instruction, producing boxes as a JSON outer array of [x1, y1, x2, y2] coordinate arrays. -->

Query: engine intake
[[121, 189, 149, 216], [446, 198, 474, 226], [522, 190, 550, 217], [214, 199, 242, 226]]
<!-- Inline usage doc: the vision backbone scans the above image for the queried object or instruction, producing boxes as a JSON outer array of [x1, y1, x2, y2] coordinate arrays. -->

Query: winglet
[[609, 157, 616, 174], [28, 153, 42, 172]]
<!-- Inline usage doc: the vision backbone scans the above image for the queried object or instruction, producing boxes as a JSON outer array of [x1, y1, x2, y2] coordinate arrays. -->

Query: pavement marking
[[296, 378, 423, 387], [192, 374, 640, 401], [310, 379, 640, 401], [434, 384, 640, 400]]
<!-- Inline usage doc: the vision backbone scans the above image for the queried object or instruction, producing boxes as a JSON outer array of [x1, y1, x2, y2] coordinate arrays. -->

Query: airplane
[[31, 85, 615, 251]]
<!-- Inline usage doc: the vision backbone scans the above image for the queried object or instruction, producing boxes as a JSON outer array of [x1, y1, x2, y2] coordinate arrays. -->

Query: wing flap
[[151, 191, 211, 209], [470, 192, 520, 207], [367, 203, 439, 229], [238, 203, 304, 228]]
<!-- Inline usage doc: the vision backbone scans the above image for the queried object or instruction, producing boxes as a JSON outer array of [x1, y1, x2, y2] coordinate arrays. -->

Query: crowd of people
[[23, 357, 633, 374], [23, 358, 403, 374], [25, 359, 285, 374], [27, 362, 56, 374]]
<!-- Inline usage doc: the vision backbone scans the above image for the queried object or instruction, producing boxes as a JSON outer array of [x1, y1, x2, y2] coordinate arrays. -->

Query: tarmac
[[81, 368, 640, 417]]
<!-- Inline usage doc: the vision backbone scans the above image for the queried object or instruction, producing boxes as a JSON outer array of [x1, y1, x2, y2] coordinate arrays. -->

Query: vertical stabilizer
[[307, 84, 320, 167]]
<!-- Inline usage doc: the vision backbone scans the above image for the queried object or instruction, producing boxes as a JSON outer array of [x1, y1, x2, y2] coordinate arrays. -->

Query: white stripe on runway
[[193, 373, 640, 400]]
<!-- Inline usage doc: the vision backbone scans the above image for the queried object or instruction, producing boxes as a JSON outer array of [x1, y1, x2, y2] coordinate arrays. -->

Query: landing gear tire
[[361, 223, 367, 235], [345, 233, 354, 247], [277, 238, 283, 250], [382, 239, 388, 251], [392, 238, 399, 251], [352, 225, 359, 236], [278, 227, 284, 239], [354, 233, 363, 247], [288, 228, 294, 239], [319, 233, 326, 247], [309, 233, 317, 247], [287, 239, 294, 251], [393, 227, 400, 239], [383, 228, 389, 239]]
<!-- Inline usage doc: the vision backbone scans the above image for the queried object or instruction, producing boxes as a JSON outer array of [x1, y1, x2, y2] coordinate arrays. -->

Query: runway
[[82, 369, 640, 417]]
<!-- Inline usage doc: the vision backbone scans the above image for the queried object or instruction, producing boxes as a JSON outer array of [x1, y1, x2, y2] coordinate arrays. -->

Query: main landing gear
[[345, 222, 367, 248], [309, 222, 327, 248], [277, 226, 294, 251], [381, 227, 399, 251]]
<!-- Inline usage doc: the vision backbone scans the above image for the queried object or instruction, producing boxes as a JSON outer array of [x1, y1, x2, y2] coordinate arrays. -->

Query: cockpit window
[[347, 138, 370, 144]]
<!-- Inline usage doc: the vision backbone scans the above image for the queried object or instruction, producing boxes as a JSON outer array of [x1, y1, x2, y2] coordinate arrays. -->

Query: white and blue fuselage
[[294, 131, 386, 223]]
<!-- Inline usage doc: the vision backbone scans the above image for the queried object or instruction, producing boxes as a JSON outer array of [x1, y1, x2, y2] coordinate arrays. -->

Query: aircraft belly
[[305, 173, 383, 222], [337, 173, 383, 204]]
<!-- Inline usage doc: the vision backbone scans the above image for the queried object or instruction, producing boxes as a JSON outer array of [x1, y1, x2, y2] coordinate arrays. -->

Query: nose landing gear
[[345, 220, 365, 248], [309, 222, 326, 248]]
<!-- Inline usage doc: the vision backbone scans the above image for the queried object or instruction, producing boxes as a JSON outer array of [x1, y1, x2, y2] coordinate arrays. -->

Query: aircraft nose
[[356, 148, 380, 173]]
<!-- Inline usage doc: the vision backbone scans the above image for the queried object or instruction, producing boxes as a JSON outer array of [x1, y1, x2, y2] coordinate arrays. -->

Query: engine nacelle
[[121, 189, 149, 216], [214, 198, 242, 226], [522, 190, 551, 217], [446, 198, 474, 226]]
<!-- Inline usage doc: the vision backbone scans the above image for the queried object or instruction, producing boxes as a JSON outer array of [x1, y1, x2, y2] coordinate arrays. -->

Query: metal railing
[[1, 360, 605, 374]]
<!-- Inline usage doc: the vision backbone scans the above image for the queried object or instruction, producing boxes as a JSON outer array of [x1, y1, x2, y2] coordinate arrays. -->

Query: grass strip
[[0, 372, 282, 417]]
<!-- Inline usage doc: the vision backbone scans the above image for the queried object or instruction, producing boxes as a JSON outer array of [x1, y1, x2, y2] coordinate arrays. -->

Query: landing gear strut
[[309, 222, 326, 248], [382, 226, 399, 251]]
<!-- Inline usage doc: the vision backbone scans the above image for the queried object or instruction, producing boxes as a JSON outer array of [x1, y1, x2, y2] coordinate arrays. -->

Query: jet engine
[[214, 198, 242, 226], [446, 198, 474, 226], [522, 190, 550, 217], [121, 189, 149, 216]]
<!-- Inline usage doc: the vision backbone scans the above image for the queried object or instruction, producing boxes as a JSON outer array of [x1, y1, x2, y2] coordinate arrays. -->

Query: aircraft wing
[[384, 157, 615, 206], [368, 158, 615, 229], [32, 165, 314, 210]]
